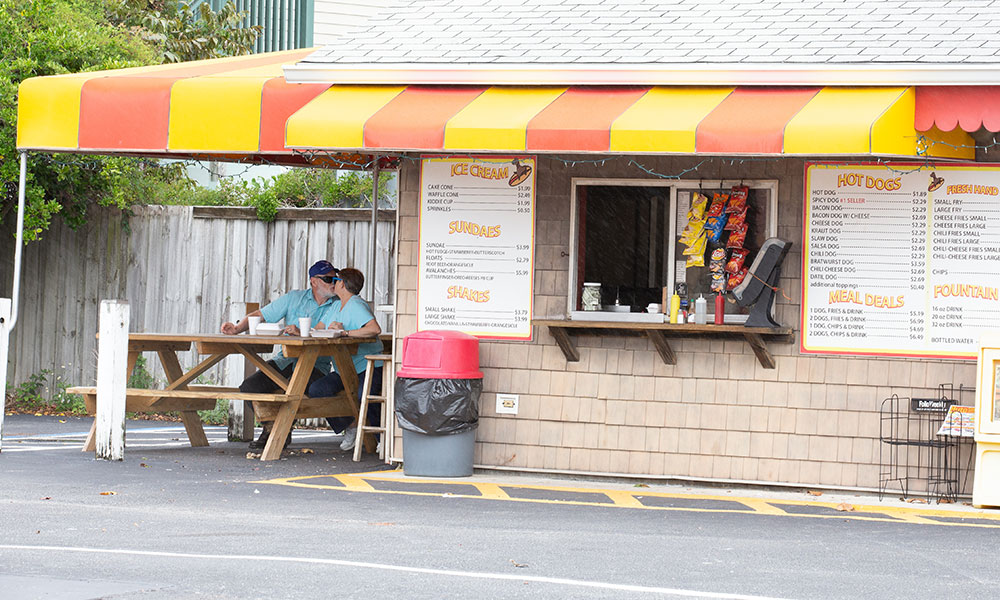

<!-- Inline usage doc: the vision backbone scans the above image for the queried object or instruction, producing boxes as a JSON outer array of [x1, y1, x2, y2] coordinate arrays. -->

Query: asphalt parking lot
[[3, 415, 1000, 599]]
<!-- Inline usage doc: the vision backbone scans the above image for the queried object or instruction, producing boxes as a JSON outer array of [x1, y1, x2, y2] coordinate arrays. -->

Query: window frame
[[567, 178, 779, 316]]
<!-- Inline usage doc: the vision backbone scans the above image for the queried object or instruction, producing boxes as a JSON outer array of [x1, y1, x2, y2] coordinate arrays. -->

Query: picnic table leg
[[259, 347, 319, 461], [331, 346, 376, 454], [158, 349, 210, 447]]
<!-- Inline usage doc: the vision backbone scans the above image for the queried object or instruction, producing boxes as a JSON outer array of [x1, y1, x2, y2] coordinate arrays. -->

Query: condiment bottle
[[714, 293, 725, 324], [694, 294, 707, 324], [669, 292, 681, 323]]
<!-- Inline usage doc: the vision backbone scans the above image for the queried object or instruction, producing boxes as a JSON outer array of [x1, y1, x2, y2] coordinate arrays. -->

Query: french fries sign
[[418, 156, 535, 340]]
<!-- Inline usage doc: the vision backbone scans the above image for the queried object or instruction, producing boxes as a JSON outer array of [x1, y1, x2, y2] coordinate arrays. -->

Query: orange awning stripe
[[363, 86, 486, 150], [696, 87, 820, 154], [525, 86, 650, 152]]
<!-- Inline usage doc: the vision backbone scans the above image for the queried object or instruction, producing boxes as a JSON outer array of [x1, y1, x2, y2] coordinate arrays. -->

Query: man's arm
[[221, 309, 263, 335]]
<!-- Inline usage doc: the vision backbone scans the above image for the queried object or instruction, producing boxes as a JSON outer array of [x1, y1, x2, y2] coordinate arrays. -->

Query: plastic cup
[[298, 317, 311, 337], [248, 316, 261, 335]]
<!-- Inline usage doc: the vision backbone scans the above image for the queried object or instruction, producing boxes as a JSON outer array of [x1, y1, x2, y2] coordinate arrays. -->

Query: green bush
[[7, 368, 86, 415]]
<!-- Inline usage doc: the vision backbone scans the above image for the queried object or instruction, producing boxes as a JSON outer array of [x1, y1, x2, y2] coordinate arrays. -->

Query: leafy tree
[[112, 0, 261, 63], [0, 0, 259, 242]]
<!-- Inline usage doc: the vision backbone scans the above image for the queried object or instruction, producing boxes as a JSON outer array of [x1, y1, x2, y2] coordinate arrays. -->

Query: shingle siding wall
[[394, 156, 977, 489]]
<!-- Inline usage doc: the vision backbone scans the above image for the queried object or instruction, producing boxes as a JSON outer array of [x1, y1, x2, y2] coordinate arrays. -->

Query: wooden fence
[[0, 205, 396, 392]]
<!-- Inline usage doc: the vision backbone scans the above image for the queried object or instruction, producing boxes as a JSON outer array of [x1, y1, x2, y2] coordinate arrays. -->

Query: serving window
[[568, 179, 778, 320]]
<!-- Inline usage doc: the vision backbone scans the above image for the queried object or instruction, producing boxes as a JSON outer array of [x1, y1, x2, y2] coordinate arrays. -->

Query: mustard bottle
[[669, 292, 681, 323]]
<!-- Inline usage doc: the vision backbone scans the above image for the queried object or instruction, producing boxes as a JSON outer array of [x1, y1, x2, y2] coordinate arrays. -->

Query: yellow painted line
[[603, 490, 645, 508], [736, 498, 789, 516], [251, 472, 1000, 528], [474, 483, 511, 500]]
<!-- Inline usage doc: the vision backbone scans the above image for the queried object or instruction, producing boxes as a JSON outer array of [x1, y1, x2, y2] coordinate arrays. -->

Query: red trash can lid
[[396, 330, 483, 379]]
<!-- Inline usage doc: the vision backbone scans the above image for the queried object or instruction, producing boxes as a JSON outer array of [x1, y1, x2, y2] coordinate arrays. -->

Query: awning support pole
[[368, 157, 380, 304], [0, 151, 28, 450]]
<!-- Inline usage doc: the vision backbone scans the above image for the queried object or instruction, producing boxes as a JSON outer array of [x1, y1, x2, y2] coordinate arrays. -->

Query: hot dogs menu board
[[418, 156, 534, 340], [803, 163, 1000, 359]]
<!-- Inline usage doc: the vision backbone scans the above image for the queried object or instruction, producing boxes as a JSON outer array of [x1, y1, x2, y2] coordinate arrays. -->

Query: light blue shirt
[[327, 295, 383, 374], [259, 289, 338, 372]]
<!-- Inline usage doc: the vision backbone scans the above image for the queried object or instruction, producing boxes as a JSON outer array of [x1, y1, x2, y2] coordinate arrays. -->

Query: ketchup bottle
[[714, 293, 725, 324]]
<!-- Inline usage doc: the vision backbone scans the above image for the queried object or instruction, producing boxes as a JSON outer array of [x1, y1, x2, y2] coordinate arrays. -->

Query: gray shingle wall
[[303, 0, 1000, 65]]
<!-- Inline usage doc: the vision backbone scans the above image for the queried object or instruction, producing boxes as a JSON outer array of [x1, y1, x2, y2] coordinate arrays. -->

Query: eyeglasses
[[316, 275, 339, 283]]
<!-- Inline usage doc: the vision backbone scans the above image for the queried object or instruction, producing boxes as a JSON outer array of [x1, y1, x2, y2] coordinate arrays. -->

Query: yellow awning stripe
[[284, 85, 406, 149], [167, 77, 267, 152], [784, 87, 973, 158], [610, 87, 735, 153], [443, 87, 568, 151]]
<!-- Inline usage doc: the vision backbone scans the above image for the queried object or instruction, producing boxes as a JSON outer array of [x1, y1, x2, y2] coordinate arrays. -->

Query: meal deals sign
[[417, 156, 534, 340], [802, 162, 1000, 359]]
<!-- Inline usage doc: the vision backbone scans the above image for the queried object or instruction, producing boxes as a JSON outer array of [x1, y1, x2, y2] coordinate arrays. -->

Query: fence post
[[0, 298, 11, 452], [96, 300, 129, 461], [227, 301, 258, 442]]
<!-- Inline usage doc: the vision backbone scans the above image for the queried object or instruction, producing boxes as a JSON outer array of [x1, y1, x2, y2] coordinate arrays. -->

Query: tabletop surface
[[128, 332, 376, 345]]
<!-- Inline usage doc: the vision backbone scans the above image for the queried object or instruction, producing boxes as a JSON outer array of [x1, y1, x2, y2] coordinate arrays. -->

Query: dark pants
[[308, 366, 383, 432], [239, 360, 325, 425]]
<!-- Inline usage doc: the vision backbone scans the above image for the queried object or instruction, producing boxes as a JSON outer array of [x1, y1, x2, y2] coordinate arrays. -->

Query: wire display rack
[[878, 384, 973, 502]]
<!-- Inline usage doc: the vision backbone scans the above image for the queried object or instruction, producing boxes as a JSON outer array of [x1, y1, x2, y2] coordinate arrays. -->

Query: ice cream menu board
[[417, 156, 534, 340], [803, 163, 1000, 359]]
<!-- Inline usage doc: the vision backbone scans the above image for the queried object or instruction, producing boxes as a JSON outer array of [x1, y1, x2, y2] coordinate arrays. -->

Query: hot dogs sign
[[802, 162, 1000, 358], [418, 156, 535, 340]]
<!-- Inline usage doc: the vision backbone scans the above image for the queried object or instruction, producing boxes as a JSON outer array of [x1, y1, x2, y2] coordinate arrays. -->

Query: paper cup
[[298, 317, 311, 337], [248, 315, 261, 335]]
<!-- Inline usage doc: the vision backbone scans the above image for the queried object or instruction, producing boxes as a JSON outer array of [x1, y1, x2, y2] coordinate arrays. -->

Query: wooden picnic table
[[71, 332, 377, 461]]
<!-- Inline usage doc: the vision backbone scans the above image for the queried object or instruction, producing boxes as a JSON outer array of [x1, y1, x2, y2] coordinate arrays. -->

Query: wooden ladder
[[353, 353, 393, 461]]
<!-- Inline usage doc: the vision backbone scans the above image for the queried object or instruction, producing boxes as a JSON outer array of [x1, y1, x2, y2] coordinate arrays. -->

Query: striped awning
[[286, 85, 972, 159], [16, 51, 973, 160]]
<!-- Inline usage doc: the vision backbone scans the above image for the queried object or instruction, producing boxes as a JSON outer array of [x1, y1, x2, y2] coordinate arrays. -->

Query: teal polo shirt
[[259, 289, 338, 373], [327, 295, 383, 374]]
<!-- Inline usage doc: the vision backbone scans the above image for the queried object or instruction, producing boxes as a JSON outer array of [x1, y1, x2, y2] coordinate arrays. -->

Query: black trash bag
[[394, 377, 481, 435]]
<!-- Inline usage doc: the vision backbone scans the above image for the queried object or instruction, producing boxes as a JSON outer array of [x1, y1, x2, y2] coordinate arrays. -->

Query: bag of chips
[[686, 252, 705, 268], [727, 267, 748, 290], [706, 214, 729, 244], [705, 193, 728, 217], [689, 193, 709, 220], [726, 222, 747, 248], [727, 186, 748, 213], [725, 247, 748, 274], [710, 272, 727, 293], [680, 217, 706, 245], [683, 233, 707, 256], [709, 248, 727, 272], [724, 205, 747, 230]]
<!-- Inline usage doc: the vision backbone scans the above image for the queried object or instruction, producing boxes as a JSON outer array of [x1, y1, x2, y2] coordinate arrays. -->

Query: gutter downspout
[[0, 151, 28, 450]]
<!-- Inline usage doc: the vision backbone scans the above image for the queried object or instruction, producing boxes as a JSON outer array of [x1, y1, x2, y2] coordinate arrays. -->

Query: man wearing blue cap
[[221, 260, 340, 450]]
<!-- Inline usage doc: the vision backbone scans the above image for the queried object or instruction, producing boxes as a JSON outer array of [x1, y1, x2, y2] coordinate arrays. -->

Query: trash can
[[394, 330, 482, 477]]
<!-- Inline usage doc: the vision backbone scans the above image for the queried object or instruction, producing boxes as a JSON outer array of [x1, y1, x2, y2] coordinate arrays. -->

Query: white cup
[[248, 316, 261, 335], [298, 317, 311, 337]]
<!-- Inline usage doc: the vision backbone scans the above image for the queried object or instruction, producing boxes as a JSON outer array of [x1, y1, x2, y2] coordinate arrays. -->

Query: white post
[[226, 301, 256, 441], [0, 299, 11, 451], [96, 300, 129, 461], [1, 152, 29, 452], [369, 158, 380, 303]]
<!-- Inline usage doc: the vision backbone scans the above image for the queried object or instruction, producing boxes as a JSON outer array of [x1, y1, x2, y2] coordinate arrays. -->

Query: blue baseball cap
[[309, 260, 336, 277]]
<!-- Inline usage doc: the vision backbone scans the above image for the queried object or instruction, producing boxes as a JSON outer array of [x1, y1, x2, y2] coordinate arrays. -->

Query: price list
[[418, 156, 534, 340], [803, 163, 1000, 358]]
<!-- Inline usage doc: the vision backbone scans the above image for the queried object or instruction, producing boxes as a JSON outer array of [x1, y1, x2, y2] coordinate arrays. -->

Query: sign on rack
[[802, 162, 1000, 359], [417, 156, 535, 340]]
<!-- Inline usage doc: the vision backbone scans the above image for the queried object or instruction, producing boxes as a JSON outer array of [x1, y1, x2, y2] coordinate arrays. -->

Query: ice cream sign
[[418, 156, 535, 340]]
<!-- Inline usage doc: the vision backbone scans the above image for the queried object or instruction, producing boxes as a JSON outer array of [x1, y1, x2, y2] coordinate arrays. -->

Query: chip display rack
[[878, 384, 974, 502]]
